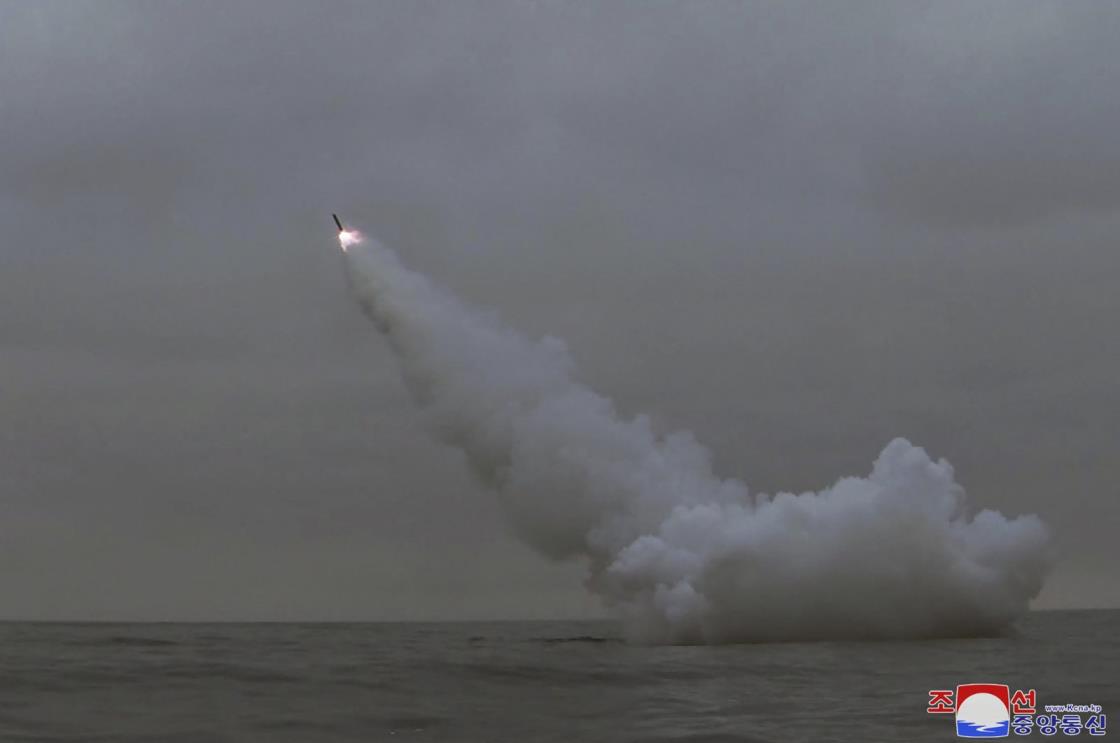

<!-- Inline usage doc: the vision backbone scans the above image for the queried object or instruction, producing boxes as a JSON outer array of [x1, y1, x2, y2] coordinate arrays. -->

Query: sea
[[0, 610, 1114, 742]]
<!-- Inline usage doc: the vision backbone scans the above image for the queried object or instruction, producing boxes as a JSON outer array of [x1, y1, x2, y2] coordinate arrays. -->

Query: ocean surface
[[0, 610, 1114, 742]]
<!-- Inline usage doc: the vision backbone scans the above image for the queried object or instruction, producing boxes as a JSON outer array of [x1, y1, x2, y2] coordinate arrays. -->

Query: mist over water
[[342, 237, 1050, 644]]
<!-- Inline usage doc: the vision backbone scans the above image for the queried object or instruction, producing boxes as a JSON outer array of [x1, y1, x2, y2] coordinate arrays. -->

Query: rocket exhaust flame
[[338, 230, 361, 251], [340, 235, 1051, 644], [333, 213, 361, 251]]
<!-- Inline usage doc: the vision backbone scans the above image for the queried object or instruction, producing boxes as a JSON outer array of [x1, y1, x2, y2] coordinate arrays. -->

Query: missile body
[[333, 213, 344, 231]]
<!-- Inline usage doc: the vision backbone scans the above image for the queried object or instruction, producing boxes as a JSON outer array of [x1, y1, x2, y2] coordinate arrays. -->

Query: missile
[[334, 214, 361, 251]]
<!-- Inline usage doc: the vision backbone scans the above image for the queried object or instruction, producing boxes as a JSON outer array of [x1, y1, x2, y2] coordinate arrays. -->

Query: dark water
[[0, 610, 1114, 742]]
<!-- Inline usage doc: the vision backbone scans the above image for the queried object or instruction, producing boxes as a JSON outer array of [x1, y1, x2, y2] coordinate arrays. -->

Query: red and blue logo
[[954, 684, 1011, 737], [929, 684, 1105, 737]]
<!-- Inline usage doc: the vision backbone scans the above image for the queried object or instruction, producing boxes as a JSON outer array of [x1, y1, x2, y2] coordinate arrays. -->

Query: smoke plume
[[343, 237, 1050, 643]]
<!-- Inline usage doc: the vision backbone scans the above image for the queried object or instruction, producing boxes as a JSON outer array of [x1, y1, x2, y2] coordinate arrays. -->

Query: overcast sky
[[2, 1, 1116, 620]]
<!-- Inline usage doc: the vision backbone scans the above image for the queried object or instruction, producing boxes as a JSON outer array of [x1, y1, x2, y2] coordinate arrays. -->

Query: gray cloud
[[1, 0, 1116, 619], [864, 4, 1120, 227]]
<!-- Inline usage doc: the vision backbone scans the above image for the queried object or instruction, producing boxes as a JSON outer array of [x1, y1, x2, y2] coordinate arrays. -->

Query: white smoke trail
[[343, 237, 1050, 643]]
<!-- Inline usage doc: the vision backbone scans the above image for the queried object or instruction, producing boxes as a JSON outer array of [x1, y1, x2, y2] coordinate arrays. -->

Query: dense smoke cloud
[[344, 237, 1050, 643]]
